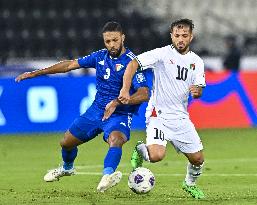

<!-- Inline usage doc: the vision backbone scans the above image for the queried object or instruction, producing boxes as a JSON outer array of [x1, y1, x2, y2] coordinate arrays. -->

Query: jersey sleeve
[[77, 51, 98, 68], [193, 58, 206, 87], [136, 48, 162, 70], [131, 71, 148, 90]]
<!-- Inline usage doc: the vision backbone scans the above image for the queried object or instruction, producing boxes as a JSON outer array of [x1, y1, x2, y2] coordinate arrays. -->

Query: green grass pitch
[[0, 128, 257, 205]]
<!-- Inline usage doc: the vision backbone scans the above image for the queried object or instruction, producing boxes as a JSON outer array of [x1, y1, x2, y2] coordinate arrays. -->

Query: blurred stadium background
[[0, 0, 256, 133]]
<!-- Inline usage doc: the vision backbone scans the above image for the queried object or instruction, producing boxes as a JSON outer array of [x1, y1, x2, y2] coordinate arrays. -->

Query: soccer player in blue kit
[[15, 21, 149, 192]]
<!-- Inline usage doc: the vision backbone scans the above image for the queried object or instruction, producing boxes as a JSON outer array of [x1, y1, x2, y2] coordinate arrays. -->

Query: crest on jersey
[[115, 64, 124, 71], [190, 63, 195, 70], [136, 73, 146, 83]]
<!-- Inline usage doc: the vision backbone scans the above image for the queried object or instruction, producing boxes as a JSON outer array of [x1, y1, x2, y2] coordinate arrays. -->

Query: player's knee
[[190, 156, 204, 166], [60, 138, 70, 149], [60, 132, 74, 150], [108, 133, 126, 147], [149, 151, 165, 162]]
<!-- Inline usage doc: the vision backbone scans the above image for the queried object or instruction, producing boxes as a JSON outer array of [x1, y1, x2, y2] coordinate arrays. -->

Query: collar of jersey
[[170, 44, 191, 56]]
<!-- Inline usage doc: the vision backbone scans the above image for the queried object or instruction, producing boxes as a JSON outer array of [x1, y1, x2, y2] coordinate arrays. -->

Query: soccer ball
[[128, 167, 155, 194]]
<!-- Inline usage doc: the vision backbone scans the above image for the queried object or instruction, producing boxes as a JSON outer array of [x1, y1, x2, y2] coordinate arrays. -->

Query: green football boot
[[130, 141, 144, 170], [182, 181, 205, 199]]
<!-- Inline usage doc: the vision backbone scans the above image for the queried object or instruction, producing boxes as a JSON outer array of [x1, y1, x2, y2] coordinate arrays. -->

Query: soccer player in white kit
[[118, 19, 206, 199]]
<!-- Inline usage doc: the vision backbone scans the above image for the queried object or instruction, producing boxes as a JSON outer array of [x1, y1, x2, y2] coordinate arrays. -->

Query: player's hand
[[118, 88, 130, 104], [15, 71, 36, 82], [189, 85, 202, 99], [102, 99, 120, 121]]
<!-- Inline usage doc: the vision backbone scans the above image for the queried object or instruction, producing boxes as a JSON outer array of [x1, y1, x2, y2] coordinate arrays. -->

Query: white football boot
[[43, 166, 75, 182], [97, 171, 122, 192]]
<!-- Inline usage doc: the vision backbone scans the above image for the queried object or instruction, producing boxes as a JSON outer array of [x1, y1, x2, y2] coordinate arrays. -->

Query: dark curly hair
[[102, 21, 123, 34], [170, 18, 194, 32]]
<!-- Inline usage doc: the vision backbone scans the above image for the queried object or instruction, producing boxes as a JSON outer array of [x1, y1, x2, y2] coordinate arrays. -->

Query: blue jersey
[[78, 48, 148, 115]]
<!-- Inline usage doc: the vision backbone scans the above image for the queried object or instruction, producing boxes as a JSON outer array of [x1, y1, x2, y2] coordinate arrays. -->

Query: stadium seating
[[0, 0, 256, 59], [125, 0, 257, 56], [0, 0, 160, 59]]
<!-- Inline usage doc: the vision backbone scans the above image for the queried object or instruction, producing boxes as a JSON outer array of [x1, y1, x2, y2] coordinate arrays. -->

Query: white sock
[[137, 143, 150, 162], [185, 162, 204, 186]]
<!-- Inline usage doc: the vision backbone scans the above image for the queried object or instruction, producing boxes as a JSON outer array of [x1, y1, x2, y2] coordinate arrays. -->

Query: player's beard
[[174, 43, 190, 54], [109, 45, 123, 58]]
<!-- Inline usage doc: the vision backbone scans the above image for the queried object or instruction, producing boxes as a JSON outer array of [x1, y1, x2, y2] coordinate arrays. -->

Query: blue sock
[[62, 147, 78, 170], [103, 147, 122, 175]]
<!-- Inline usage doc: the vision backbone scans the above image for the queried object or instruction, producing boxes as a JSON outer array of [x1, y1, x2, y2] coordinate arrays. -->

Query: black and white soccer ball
[[128, 167, 155, 194]]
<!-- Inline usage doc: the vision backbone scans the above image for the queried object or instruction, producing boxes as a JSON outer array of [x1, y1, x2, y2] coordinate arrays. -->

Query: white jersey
[[136, 45, 206, 120]]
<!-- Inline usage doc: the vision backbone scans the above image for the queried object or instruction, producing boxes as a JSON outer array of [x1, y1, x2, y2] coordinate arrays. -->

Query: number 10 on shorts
[[154, 128, 165, 141]]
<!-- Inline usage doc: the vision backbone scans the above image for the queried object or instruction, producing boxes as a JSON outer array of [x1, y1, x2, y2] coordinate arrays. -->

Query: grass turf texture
[[0, 128, 257, 205]]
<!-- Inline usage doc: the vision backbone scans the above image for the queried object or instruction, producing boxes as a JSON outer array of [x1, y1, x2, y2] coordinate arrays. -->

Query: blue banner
[[0, 76, 147, 134]]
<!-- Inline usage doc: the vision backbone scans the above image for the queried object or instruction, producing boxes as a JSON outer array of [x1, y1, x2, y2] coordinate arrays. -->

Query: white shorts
[[146, 117, 203, 154]]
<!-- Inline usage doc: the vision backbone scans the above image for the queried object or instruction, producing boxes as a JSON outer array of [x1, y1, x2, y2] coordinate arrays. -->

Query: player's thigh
[[146, 117, 167, 147], [171, 118, 203, 155], [103, 114, 132, 143], [146, 117, 167, 161], [68, 116, 102, 143]]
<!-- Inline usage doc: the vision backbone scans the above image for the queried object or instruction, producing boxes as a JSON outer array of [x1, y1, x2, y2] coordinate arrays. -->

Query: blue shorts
[[69, 104, 132, 142]]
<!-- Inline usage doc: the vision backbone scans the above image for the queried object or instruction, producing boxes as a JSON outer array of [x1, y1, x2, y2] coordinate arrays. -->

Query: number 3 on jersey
[[104, 68, 111, 79]]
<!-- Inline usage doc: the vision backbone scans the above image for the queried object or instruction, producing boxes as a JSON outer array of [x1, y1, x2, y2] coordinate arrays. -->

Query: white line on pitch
[[75, 158, 257, 169], [76, 172, 257, 177], [76, 164, 129, 169]]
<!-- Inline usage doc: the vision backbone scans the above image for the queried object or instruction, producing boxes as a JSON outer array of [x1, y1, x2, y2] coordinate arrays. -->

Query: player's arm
[[102, 86, 149, 121], [15, 60, 80, 82], [119, 48, 161, 104], [190, 59, 206, 99], [118, 59, 139, 104], [127, 86, 149, 104], [117, 86, 149, 105]]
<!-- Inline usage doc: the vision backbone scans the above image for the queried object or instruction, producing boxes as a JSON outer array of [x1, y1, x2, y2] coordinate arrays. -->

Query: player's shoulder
[[125, 48, 136, 60], [81, 48, 107, 59], [188, 50, 204, 64], [141, 45, 170, 58], [153, 45, 171, 53], [94, 48, 108, 56]]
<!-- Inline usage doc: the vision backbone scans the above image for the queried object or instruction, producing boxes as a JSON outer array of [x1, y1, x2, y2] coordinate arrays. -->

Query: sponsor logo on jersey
[[115, 64, 124, 71], [190, 63, 195, 70], [169, 59, 175, 64], [98, 60, 104, 65], [136, 73, 146, 83]]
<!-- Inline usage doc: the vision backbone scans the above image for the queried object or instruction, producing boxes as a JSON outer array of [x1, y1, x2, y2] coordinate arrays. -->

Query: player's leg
[[97, 131, 125, 192], [184, 150, 204, 186], [182, 151, 205, 199], [131, 117, 167, 169], [104, 131, 126, 175], [173, 118, 205, 199], [60, 130, 83, 171], [97, 114, 130, 192], [44, 113, 102, 182], [43, 130, 83, 182]]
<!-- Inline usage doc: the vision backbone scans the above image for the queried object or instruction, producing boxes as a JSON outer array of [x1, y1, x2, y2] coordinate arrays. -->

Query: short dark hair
[[102, 21, 123, 34], [170, 18, 194, 32]]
